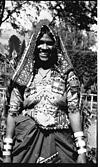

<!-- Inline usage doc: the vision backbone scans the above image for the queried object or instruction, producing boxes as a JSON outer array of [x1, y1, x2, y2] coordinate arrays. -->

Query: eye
[[38, 40, 54, 46], [46, 41, 54, 46], [38, 41, 44, 45]]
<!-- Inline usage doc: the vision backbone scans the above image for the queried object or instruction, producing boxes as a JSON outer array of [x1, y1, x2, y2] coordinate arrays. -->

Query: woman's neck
[[39, 60, 53, 69]]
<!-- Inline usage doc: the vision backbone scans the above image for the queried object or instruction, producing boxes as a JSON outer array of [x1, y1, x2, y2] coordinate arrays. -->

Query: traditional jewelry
[[3, 137, 13, 156], [74, 131, 84, 138], [77, 147, 86, 154], [3, 137, 13, 144], [74, 131, 86, 155], [3, 151, 11, 156]]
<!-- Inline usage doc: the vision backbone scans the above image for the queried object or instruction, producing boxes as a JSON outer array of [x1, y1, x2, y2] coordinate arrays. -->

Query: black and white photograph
[[0, 0, 97, 164]]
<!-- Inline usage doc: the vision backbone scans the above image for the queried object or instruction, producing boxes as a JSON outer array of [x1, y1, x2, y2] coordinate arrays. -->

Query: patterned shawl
[[11, 19, 73, 87]]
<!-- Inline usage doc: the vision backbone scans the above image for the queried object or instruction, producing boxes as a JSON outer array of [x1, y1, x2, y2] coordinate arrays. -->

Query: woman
[[3, 19, 86, 163]]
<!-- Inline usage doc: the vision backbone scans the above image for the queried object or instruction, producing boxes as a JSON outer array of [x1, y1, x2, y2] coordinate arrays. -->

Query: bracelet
[[78, 148, 86, 154], [74, 132, 86, 154], [74, 135, 84, 141], [75, 138, 86, 148], [3, 137, 13, 157], [3, 151, 11, 156], [74, 131, 84, 138], [3, 144, 12, 150], [74, 139, 87, 154], [3, 137, 13, 144]]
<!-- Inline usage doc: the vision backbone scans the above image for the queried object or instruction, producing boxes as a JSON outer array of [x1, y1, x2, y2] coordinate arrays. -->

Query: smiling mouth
[[39, 52, 49, 57]]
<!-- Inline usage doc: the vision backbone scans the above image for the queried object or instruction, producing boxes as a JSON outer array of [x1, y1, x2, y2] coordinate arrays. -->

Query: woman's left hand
[[77, 153, 86, 163]]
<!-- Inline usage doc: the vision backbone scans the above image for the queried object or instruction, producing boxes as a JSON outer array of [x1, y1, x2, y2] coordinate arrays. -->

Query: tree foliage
[[69, 50, 97, 89], [47, 1, 97, 31], [1, 1, 43, 31], [0, 1, 97, 31], [57, 22, 97, 51], [0, 0, 5, 26]]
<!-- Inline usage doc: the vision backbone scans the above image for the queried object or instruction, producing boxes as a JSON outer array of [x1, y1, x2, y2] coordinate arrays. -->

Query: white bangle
[[3, 151, 11, 156], [4, 137, 13, 144], [74, 131, 84, 138], [78, 148, 86, 154], [75, 136, 86, 147], [4, 144, 12, 150], [76, 139, 86, 148]]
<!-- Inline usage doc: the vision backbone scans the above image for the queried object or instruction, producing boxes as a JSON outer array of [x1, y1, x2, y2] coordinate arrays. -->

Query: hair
[[36, 25, 55, 46], [33, 25, 58, 70]]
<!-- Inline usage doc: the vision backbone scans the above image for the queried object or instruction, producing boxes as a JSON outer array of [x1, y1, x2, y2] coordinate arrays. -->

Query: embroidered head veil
[[12, 19, 73, 87]]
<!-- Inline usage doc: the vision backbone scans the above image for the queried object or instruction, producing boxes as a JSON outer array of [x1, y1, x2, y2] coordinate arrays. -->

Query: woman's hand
[[77, 153, 86, 163], [3, 155, 11, 163]]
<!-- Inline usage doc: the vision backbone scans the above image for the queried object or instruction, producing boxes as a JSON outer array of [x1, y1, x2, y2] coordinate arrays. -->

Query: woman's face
[[37, 33, 54, 62]]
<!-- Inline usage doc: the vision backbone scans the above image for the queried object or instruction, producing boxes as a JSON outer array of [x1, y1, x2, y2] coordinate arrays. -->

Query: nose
[[42, 43, 48, 49]]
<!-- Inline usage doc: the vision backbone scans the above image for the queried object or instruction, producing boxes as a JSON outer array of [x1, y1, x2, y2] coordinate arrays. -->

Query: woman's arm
[[67, 71, 86, 163], [67, 71, 81, 131], [3, 115, 15, 163], [3, 87, 23, 163]]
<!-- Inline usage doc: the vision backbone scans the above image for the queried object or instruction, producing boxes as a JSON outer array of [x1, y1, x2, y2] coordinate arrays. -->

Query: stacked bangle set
[[74, 131, 86, 154], [3, 137, 13, 156], [2, 132, 86, 157]]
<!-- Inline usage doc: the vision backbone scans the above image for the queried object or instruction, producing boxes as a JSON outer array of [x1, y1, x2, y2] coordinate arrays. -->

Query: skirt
[[12, 114, 78, 163]]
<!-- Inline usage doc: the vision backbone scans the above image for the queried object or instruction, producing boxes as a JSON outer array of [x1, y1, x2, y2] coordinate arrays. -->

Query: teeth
[[40, 53, 48, 56]]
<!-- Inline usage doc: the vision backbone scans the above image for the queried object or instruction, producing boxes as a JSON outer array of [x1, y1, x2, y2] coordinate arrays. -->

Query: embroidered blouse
[[9, 68, 80, 130]]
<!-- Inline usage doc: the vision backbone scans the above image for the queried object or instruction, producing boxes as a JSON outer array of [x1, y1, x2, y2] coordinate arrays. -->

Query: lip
[[39, 53, 49, 61], [39, 53, 49, 57]]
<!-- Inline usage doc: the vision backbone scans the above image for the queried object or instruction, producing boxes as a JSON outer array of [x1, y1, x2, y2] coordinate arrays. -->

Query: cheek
[[49, 46, 53, 50], [37, 45, 43, 49]]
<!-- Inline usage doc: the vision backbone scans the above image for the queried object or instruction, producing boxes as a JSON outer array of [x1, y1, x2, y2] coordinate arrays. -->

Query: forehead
[[40, 33, 53, 42]]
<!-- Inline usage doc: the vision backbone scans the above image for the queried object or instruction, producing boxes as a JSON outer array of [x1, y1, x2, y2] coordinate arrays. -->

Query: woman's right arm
[[3, 87, 23, 163], [3, 114, 15, 163]]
